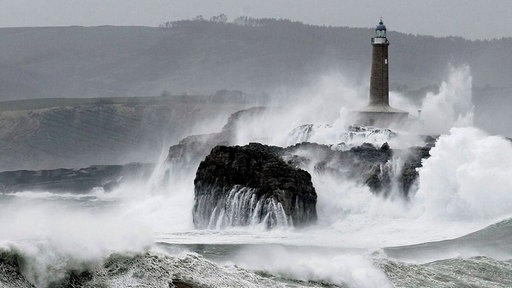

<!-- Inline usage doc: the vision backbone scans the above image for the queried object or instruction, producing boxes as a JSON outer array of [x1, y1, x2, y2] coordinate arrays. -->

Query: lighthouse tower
[[358, 19, 408, 126], [370, 19, 390, 107]]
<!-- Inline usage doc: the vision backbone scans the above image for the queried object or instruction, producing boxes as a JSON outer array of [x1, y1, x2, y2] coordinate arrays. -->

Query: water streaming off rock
[[194, 185, 290, 229]]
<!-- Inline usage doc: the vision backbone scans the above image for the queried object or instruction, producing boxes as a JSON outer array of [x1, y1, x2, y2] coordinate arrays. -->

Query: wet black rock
[[283, 142, 431, 197], [396, 146, 432, 197], [193, 143, 317, 229]]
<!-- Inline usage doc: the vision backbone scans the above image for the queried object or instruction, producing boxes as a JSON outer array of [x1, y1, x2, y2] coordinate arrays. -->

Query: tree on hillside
[[210, 14, 228, 23]]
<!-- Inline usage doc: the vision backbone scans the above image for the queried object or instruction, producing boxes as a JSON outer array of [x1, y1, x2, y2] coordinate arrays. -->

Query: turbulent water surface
[[2, 66, 512, 288]]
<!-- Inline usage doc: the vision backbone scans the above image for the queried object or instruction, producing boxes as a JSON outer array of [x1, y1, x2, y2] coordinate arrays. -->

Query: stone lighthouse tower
[[358, 19, 408, 126], [370, 19, 390, 107]]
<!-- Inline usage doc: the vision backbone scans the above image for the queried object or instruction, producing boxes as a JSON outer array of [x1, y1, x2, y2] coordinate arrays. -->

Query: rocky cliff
[[193, 143, 318, 229]]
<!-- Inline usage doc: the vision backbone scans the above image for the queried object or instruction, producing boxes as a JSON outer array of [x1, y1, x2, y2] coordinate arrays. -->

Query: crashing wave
[[0, 247, 338, 288]]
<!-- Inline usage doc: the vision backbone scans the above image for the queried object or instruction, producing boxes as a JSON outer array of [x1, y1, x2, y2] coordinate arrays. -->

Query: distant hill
[[0, 19, 510, 101]]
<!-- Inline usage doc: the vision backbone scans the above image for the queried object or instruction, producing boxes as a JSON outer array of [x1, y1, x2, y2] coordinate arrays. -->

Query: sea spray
[[303, 126, 512, 248], [233, 72, 368, 147], [415, 126, 512, 221], [0, 198, 152, 286], [420, 65, 474, 134], [229, 244, 393, 288]]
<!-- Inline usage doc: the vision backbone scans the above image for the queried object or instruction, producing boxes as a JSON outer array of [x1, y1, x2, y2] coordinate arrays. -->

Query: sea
[[1, 65, 512, 287]]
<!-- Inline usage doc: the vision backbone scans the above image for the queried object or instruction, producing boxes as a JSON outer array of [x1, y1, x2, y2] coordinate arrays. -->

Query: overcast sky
[[0, 0, 510, 40]]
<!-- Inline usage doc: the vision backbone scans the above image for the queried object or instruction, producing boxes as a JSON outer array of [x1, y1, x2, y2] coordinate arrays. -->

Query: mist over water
[[1, 65, 512, 287]]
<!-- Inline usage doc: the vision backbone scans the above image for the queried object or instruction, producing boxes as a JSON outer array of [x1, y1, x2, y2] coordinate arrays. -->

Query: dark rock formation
[[283, 141, 431, 197], [395, 146, 432, 197], [0, 163, 153, 193], [193, 143, 317, 229]]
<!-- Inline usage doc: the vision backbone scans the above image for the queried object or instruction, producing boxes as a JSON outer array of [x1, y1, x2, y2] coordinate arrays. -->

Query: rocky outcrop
[[168, 107, 434, 201], [168, 110, 435, 198], [394, 145, 432, 197], [0, 163, 152, 193], [193, 143, 317, 229], [283, 141, 431, 197], [169, 108, 434, 229]]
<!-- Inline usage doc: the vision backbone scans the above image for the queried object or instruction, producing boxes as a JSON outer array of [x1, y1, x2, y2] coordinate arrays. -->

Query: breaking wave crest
[[0, 245, 357, 288]]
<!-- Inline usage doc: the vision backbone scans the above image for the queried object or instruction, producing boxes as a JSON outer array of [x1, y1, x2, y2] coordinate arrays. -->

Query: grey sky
[[0, 0, 510, 39]]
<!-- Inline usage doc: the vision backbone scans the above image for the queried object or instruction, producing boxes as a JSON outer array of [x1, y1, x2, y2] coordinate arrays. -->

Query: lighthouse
[[370, 19, 390, 107], [358, 19, 408, 126]]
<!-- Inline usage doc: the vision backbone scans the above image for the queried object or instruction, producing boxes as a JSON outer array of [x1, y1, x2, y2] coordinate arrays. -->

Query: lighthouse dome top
[[375, 19, 387, 38], [376, 20, 386, 31]]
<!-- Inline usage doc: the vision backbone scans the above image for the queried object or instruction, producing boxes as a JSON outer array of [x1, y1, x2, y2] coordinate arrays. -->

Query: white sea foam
[[2, 190, 96, 200]]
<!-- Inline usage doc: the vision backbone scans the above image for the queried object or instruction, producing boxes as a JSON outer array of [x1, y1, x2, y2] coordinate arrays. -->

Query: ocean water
[[2, 66, 512, 287]]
